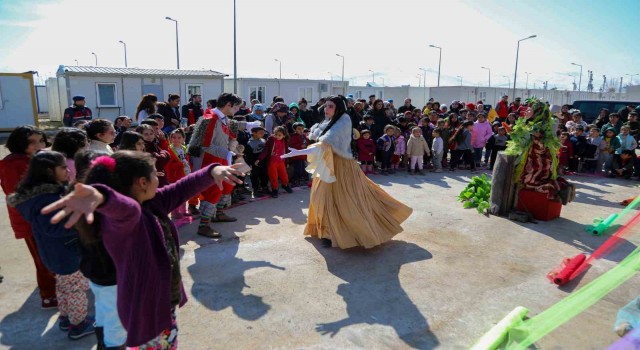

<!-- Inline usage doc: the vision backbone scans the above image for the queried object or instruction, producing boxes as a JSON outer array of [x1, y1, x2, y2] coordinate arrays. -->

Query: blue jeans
[[473, 148, 484, 164], [89, 282, 127, 347]]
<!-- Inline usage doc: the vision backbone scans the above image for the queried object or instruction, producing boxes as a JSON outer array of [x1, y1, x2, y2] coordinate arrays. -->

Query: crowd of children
[[0, 93, 637, 349]]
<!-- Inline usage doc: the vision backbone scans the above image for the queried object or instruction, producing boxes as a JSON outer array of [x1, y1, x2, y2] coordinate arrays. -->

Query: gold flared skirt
[[304, 147, 413, 249]]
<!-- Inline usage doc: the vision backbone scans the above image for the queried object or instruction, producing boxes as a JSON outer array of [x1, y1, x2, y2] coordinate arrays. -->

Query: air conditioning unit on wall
[[320, 83, 328, 92]]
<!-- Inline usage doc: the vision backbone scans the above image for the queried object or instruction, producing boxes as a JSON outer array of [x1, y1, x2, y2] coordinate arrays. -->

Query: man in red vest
[[495, 95, 510, 121], [188, 93, 260, 237]]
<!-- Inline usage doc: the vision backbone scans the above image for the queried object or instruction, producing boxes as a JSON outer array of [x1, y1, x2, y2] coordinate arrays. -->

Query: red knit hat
[[466, 103, 476, 111]]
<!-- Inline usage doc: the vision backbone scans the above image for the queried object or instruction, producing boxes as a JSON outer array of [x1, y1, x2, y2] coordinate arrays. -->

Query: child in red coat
[[356, 129, 377, 174], [166, 129, 200, 218], [257, 126, 292, 198], [288, 122, 309, 186], [559, 132, 574, 174]]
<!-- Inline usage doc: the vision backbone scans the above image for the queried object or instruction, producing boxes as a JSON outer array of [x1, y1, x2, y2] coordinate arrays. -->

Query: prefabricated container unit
[[0, 72, 38, 131], [52, 65, 227, 121]]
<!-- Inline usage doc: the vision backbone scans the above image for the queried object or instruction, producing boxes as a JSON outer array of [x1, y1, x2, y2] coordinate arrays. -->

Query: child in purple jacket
[[42, 151, 245, 348]]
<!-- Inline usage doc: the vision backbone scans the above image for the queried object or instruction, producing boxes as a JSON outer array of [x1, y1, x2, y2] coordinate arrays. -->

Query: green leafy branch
[[458, 174, 492, 214]]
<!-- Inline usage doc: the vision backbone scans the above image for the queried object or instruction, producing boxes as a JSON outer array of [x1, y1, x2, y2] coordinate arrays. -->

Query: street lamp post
[[233, 0, 237, 93], [165, 17, 180, 69], [419, 68, 427, 104], [328, 72, 333, 81], [429, 45, 442, 87], [502, 75, 511, 88], [274, 59, 282, 79], [118, 41, 128, 67], [481, 66, 491, 87], [91, 52, 98, 66], [456, 75, 463, 86], [336, 53, 345, 94], [75, 59, 79, 66], [571, 62, 583, 92], [416, 74, 422, 87], [368, 69, 375, 84], [524, 72, 531, 89], [513, 35, 537, 99]]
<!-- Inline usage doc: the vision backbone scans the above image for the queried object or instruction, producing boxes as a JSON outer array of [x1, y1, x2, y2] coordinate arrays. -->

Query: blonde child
[[406, 127, 431, 175], [392, 127, 406, 170]]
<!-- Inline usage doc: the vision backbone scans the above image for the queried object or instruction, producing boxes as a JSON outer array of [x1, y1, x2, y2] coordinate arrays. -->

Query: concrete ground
[[1, 169, 639, 350]]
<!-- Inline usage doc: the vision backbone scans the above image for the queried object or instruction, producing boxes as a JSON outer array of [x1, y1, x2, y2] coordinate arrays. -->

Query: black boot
[[321, 238, 332, 248], [95, 326, 105, 350]]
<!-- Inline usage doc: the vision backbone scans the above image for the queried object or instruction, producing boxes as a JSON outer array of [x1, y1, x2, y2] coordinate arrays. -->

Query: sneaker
[[58, 315, 70, 332], [197, 225, 222, 238], [408, 170, 414, 175], [283, 186, 293, 194], [271, 190, 279, 198], [213, 212, 237, 222], [41, 297, 58, 309], [434, 169, 443, 173], [188, 205, 200, 216], [68, 318, 95, 340], [418, 170, 425, 175]]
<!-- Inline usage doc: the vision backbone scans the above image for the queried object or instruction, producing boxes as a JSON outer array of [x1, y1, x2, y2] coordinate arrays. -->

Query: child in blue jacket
[[8, 151, 95, 341]]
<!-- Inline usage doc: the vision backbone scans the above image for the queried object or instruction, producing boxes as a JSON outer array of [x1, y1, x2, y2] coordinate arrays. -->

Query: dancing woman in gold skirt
[[282, 95, 412, 249]]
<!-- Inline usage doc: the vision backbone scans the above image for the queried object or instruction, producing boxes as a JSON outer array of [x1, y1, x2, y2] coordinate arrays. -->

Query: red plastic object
[[516, 189, 562, 221], [551, 253, 586, 285]]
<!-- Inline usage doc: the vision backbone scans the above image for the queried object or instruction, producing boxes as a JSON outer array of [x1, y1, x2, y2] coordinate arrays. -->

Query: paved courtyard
[[1, 171, 639, 349]]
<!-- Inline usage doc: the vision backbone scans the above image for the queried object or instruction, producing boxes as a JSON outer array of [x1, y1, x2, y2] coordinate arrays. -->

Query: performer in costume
[[282, 96, 413, 249], [188, 93, 260, 238], [506, 97, 575, 204]]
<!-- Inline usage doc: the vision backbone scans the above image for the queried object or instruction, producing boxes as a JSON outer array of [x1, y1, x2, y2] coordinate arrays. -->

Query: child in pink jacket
[[471, 113, 493, 167], [392, 127, 406, 170]]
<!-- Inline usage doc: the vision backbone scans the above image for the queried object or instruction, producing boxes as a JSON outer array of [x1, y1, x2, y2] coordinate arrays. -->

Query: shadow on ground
[[308, 238, 440, 349], [188, 231, 285, 321], [0, 290, 95, 350]]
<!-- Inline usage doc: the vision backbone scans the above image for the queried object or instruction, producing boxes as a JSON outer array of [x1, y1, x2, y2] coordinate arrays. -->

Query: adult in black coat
[[181, 94, 204, 125]]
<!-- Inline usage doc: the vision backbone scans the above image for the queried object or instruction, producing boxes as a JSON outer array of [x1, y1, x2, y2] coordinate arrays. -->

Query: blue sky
[[1, 0, 638, 90]]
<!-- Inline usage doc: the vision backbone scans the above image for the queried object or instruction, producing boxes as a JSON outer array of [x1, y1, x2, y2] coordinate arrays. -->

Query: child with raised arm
[[41, 151, 244, 348]]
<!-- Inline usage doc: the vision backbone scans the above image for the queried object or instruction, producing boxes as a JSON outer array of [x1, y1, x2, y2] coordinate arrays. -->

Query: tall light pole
[[456, 75, 463, 86], [233, 0, 237, 93], [502, 75, 511, 88], [429, 44, 442, 87], [91, 52, 98, 66], [274, 59, 282, 79], [626, 73, 639, 85], [419, 67, 427, 104], [336, 53, 345, 94], [571, 62, 583, 92], [416, 74, 422, 87], [75, 59, 79, 66], [368, 69, 375, 84], [481, 66, 491, 87], [327, 72, 334, 81], [118, 41, 128, 67], [524, 72, 531, 89], [513, 35, 537, 99], [165, 17, 180, 69]]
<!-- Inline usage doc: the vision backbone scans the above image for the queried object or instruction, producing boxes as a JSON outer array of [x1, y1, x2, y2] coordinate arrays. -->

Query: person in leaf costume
[[505, 97, 573, 203]]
